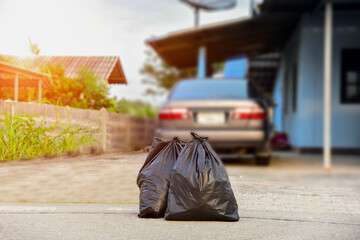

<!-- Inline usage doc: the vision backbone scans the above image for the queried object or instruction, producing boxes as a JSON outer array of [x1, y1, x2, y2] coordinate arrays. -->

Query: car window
[[170, 80, 249, 100]]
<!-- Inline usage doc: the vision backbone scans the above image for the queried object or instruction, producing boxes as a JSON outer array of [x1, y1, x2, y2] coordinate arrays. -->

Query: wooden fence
[[0, 100, 156, 152]]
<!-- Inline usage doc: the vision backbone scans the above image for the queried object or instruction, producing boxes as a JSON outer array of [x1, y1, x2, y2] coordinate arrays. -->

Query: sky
[[0, 0, 252, 105]]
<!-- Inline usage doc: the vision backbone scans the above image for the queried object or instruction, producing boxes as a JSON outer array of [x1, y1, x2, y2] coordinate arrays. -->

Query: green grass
[[0, 111, 97, 161]]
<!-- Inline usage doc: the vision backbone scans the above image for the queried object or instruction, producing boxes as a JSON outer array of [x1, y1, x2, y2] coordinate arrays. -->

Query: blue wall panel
[[224, 55, 248, 78], [273, 25, 301, 146], [273, 11, 360, 148], [298, 12, 360, 148]]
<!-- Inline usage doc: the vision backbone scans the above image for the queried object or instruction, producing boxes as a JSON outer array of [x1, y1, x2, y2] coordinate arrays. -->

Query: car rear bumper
[[155, 129, 267, 148]]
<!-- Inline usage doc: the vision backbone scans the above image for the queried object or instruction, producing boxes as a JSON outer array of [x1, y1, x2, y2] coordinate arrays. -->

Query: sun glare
[[0, 0, 108, 56]]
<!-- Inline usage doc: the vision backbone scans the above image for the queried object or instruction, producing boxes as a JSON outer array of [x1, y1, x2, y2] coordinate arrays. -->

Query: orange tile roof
[[0, 55, 127, 84]]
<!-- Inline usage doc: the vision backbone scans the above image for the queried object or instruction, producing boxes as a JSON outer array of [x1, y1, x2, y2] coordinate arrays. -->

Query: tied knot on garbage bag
[[190, 132, 209, 143]]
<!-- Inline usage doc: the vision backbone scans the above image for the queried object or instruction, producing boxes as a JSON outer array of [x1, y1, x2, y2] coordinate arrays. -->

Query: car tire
[[255, 156, 271, 166]]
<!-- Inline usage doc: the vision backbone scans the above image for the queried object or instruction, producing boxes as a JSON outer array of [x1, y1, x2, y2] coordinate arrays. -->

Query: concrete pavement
[[0, 151, 359, 239], [0, 203, 359, 240]]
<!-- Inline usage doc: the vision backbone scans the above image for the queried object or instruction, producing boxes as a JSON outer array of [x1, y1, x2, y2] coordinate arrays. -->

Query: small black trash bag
[[165, 132, 239, 221], [137, 137, 184, 218]]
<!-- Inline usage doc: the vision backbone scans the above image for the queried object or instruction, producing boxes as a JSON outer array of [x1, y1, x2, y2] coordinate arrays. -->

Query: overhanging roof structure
[[0, 61, 52, 88], [146, 0, 360, 94], [147, 13, 300, 69], [147, 0, 360, 70]]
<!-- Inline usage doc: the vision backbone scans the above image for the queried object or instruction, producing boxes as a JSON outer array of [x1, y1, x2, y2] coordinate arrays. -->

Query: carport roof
[[147, 0, 360, 70], [147, 13, 301, 69]]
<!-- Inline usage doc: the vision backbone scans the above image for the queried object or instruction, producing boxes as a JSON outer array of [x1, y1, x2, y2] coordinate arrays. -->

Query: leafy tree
[[40, 63, 115, 111], [116, 99, 157, 119], [213, 62, 225, 73], [140, 47, 196, 96], [40, 63, 84, 107], [76, 67, 116, 111]]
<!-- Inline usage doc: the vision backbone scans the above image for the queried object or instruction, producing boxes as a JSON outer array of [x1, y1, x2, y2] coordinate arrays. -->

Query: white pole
[[194, 7, 199, 28], [323, 1, 332, 171]]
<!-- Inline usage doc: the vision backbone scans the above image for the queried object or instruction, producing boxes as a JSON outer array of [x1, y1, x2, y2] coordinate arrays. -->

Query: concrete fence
[[0, 100, 156, 152]]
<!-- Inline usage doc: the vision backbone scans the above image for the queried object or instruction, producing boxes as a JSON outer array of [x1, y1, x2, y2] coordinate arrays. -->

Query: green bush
[[115, 99, 157, 119], [0, 112, 97, 161], [41, 64, 116, 111]]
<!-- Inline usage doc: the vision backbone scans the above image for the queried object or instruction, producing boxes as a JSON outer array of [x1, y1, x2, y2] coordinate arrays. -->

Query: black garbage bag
[[137, 137, 184, 218], [165, 132, 239, 221]]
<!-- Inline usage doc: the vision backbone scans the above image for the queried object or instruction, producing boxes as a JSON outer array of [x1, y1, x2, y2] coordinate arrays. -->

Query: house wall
[[273, 11, 360, 149], [273, 24, 301, 146]]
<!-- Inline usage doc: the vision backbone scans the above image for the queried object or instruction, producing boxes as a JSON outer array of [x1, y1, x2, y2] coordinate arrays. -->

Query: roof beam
[[0, 62, 50, 79]]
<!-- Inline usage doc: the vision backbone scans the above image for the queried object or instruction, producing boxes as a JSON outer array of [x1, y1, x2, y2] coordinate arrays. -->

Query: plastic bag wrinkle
[[165, 132, 239, 221], [137, 137, 184, 218]]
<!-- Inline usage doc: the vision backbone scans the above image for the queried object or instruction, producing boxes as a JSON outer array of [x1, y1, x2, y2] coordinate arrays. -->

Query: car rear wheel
[[255, 155, 271, 166]]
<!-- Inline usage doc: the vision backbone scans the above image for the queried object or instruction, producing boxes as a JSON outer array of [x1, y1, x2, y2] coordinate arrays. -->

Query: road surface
[[0, 152, 359, 239]]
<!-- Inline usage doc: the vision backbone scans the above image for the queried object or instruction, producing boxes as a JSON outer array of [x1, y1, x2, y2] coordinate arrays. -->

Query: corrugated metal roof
[[0, 55, 127, 84]]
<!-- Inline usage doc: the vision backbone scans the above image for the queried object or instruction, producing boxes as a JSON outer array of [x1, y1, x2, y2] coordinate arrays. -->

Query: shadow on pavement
[[219, 154, 255, 166]]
